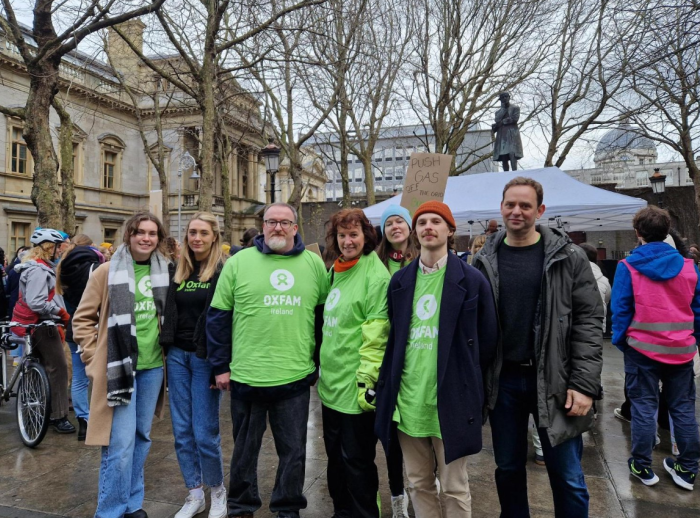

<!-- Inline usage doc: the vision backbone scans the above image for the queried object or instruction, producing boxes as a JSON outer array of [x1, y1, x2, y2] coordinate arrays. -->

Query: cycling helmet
[[30, 228, 66, 246]]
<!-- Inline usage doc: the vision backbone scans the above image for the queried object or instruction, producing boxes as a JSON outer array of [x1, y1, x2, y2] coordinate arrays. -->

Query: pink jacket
[[623, 259, 698, 364]]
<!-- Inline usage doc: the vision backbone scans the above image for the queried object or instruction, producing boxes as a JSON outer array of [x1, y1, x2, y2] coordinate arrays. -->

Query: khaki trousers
[[398, 431, 471, 518]]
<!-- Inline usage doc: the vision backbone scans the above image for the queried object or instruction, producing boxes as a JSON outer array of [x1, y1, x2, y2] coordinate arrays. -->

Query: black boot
[[50, 417, 76, 434], [77, 417, 87, 441], [124, 510, 148, 518]]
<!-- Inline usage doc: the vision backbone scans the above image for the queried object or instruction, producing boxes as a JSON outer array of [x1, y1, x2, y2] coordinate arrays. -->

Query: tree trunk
[[363, 158, 375, 205], [219, 134, 234, 244], [52, 98, 76, 233], [25, 62, 62, 228]]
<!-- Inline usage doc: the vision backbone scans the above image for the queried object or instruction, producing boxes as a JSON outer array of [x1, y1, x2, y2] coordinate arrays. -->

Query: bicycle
[[0, 320, 59, 448]]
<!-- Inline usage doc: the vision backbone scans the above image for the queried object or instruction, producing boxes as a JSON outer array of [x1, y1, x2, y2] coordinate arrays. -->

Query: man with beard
[[207, 203, 329, 518], [375, 201, 497, 517]]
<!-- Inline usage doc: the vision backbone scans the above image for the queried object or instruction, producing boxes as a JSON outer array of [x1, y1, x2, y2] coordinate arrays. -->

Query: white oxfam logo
[[325, 288, 342, 310], [416, 295, 437, 321], [138, 275, 153, 298], [270, 269, 295, 291]]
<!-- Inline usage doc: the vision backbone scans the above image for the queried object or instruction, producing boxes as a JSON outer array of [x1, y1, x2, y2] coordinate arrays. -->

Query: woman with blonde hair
[[73, 211, 172, 518], [12, 228, 75, 433], [160, 212, 228, 518]]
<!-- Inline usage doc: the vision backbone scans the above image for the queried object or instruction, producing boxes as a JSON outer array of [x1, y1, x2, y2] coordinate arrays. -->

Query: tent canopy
[[363, 167, 647, 235]]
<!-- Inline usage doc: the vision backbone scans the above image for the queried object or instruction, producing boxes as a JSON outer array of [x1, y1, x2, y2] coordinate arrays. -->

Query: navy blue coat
[[374, 253, 498, 464]]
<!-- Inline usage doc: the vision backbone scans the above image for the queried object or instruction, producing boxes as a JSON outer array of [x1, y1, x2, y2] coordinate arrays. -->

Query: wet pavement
[[0, 341, 699, 517]]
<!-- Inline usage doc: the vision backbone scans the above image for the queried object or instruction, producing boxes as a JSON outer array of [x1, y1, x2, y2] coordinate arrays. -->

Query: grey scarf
[[106, 244, 170, 406]]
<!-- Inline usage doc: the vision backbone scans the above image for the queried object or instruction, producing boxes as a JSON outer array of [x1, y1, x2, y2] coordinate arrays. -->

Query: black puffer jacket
[[160, 262, 223, 359], [473, 225, 604, 447], [59, 246, 103, 342]]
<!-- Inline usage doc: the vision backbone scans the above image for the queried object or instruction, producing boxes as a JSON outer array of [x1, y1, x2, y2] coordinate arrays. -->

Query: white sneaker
[[673, 441, 680, 456], [391, 491, 409, 518], [208, 486, 227, 518], [175, 494, 206, 518]]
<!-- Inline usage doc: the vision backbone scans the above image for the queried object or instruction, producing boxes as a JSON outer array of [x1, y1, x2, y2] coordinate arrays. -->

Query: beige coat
[[72, 262, 166, 446]]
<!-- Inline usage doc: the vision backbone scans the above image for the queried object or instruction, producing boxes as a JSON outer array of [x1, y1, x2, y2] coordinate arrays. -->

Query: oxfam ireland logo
[[416, 295, 437, 321], [138, 275, 153, 297], [325, 288, 342, 310], [270, 269, 295, 291]]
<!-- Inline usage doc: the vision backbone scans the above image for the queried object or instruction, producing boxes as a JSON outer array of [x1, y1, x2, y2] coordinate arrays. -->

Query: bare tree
[[310, 0, 414, 205], [112, 0, 326, 213], [237, 5, 340, 210], [617, 2, 700, 212], [0, 0, 165, 228], [406, 0, 556, 175], [528, 0, 640, 168]]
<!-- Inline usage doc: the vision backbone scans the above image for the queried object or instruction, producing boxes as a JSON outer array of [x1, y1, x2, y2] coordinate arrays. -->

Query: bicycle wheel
[[16, 360, 51, 448]]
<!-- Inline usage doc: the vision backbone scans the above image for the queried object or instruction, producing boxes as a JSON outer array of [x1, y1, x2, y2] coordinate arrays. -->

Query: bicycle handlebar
[[1, 321, 64, 329]]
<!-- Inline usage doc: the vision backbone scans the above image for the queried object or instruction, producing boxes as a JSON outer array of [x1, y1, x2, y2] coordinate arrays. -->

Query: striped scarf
[[106, 244, 170, 406]]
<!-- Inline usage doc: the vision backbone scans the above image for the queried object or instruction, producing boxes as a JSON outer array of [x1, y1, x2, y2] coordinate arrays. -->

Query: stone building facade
[[0, 20, 273, 253]]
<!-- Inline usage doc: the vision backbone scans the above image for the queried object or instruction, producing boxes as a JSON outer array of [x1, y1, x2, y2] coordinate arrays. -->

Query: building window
[[639, 158, 645, 165], [10, 221, 30, 252], [98, 134, 125, 190], [10, 127, 30, 174], [103, 227, 119, 244], [103, 151, 116, 189]]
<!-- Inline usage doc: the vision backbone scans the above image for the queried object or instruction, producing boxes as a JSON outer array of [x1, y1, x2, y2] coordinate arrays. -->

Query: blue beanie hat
[[380, 205, 412, 235]]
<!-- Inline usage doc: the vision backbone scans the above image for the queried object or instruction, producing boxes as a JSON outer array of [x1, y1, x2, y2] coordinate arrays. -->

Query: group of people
[[9, 173, 700, 518]]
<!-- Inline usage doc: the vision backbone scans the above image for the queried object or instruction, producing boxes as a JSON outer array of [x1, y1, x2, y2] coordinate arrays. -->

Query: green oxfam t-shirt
[[319, 253, 390, 414], [394, 267, 446, 438], [134, 263, 162, 370], [387, 258, 403, 276], [210, 247, 329, 387]]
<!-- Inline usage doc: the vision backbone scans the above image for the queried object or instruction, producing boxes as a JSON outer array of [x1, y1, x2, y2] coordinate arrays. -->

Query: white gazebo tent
[[363, 167, 647, 236]]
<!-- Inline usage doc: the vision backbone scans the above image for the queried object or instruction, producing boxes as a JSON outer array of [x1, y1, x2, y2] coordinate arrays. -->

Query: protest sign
[[400, 153, 453, 214], [306, 243, 323, 258]]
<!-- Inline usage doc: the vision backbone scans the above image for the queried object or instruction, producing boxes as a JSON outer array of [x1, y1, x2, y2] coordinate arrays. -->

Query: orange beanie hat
[[412, 201, 456, 229]]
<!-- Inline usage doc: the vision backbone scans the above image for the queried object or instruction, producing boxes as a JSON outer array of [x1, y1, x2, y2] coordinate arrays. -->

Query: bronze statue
[[492, 92, 524, 171]]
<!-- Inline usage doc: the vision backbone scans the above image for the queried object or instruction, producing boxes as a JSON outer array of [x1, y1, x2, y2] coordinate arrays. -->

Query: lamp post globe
[[261, 138, 281, 203]]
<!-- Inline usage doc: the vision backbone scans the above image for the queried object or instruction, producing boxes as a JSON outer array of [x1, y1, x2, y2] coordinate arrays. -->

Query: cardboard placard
[[400, 153, 453, 214], [306, 242, 322, 258], [149, 190, 163, 221]]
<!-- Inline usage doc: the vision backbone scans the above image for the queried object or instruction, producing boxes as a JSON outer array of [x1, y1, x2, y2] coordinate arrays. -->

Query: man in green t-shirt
[[375, 201, 498, 518], [207, 203, 329, 518]]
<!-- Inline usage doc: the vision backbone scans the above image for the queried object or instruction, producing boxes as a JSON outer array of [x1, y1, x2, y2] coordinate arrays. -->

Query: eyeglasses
[[264, 219, 295, 230]]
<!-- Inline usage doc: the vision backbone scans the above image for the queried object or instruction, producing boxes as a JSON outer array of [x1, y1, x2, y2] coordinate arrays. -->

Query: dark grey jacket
[[473, 225, 603, 447]]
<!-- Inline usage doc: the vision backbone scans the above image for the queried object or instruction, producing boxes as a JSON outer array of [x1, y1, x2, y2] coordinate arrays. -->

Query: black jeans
[[322, 405, 379, 518], [386, 424, 405, 497], [227, 389, 310, 518]]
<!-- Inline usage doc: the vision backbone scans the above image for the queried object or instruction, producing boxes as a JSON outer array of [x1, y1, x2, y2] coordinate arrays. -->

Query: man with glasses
[[207, 203, 329, 518]]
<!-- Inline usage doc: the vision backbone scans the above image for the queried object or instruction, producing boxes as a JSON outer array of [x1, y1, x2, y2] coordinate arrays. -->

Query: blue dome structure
[[595, 123, 656, 163]]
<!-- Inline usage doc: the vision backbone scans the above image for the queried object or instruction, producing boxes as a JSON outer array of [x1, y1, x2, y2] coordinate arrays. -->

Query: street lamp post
[[260, 138, 281, 203], [649, 167, 667, 209], [177, 151, 197, 241]]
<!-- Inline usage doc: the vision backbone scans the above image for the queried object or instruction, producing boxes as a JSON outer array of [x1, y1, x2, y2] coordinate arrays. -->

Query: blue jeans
[[68, 341, 89, 420], [95, 367, 163, 518], [167, 346, 224, 488], [490, 364, 589, 518], [228, 388, 310, 518], [625, 347, 700, 473]]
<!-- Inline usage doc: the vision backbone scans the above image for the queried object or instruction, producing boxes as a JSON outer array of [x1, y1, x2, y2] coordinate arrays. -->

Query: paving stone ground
[[0, 341, 698, 517]]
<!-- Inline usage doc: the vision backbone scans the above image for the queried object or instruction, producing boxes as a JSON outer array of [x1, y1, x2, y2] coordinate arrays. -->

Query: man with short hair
[[376, 201, 497, 517], [612, 206, 700, 490], [473, 177, 603, 517], [485, 219, 499, 235], [207, 202, 329, 518]]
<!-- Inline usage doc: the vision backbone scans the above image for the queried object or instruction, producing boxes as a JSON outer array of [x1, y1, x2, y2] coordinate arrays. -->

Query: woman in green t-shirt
[[377, 205, 418, 277], [375, 204, 418, 517], [73, 211, 172, 518], [319, 208, 390, 518]]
